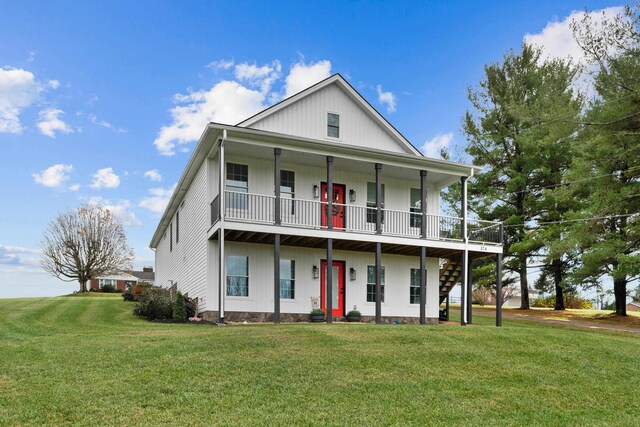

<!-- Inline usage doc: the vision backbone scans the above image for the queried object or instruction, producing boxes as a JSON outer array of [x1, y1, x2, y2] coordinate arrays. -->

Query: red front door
[[320, 260, 345, 317], [321, 183, 346, 229]]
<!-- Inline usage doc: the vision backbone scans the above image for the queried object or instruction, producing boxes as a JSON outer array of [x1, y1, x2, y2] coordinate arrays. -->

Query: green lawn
[[1, 295, 639, 426]]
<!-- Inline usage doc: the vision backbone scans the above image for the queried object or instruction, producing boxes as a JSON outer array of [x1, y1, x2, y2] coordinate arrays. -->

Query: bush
[[173, 292, 187, 322], [132, 282, 152, 301], [122, 283, 135, 301], [133, 287, 173, 320], [532, 294, 594, 309], [310, 308, 325, 316], [101, 283, 117, 293], [347, 310, 361, 317]]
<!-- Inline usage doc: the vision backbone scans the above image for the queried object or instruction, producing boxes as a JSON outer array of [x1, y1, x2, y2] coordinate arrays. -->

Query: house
[[627, 302, 640, 312], [502, 289, 541, 307], [89, 267, 155, 291], [149, 74, 504, 325]]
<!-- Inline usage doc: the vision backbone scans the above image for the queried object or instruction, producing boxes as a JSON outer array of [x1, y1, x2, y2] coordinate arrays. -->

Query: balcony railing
[[211, 191, 501, 244]]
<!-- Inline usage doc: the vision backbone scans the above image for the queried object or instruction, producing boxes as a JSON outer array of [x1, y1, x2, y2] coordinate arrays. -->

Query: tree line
[[456, 4, 640, 316]]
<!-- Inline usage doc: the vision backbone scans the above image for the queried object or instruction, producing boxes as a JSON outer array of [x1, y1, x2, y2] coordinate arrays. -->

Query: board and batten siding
[[223, 241, 440, 318], [154, 160, 209, 305], [224, 154, 440, 215], [246, 83, 411, 154]]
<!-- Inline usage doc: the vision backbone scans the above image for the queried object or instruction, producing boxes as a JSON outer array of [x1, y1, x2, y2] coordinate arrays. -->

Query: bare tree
[[41, 204, 134, 292]]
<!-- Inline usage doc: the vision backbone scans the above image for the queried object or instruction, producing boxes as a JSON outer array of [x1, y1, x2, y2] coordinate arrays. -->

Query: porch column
[[445, 294, 450, 321], [460, 251, 467, 326], [326, 156, 334, 323], [274, 148, 281, 226], [420, 246, 426, 324], [274, 235, 281, 323], [460, 176, 468, 326], [420, 170, 427, 324], [420, 170, 427, 239], [467, 258, 473, 324], [375, 163, 383, 323], [496, 223, 504, 327], [218, 137, 226, 324]]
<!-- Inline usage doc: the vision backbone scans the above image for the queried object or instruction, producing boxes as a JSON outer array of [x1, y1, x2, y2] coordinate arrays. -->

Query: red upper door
[[320, 260, 345, 317], [321, 183, 346, 229]]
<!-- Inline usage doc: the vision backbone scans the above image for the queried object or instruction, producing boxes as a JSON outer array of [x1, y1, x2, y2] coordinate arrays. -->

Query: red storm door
[[320, 260, 345, 317], [321, 183, 346, 229]]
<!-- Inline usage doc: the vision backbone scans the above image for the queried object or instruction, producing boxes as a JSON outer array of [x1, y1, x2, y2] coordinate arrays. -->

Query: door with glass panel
[[320, 260, 345, 317]]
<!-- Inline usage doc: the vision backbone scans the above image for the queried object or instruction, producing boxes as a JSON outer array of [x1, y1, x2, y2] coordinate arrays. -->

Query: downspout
[[218, 130, 227, 324]]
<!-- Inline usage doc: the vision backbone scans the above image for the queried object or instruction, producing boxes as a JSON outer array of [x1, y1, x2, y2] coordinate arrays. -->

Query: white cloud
[[207, 59, 235, 71], [37, 108, 73, 137], [284, 59, 331, 98], [144, 169, 162, 182], [33, 164, 73, 188], [88, 197, 142, 227], [376, 85, 397, 113], [85, 113, 126, 133], [524, 6, 624, 96], [69, 183, 80, 192], [235, 60, 282, 94], [0, 67, 43, 134], [90, 167, 120, 189], [422, 133, 453, 159], [0, 245, 40, 267], [48, 79, 60, 89], [153, 81, 265, 156], [139, 184, 176, 214]]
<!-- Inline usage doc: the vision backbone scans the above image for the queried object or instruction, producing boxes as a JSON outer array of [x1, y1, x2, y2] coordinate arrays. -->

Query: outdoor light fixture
[[312, 185, 320, 199], [349, 267, 356, 281], [349, 189, 356, 203], [312, 265, 319, 279]]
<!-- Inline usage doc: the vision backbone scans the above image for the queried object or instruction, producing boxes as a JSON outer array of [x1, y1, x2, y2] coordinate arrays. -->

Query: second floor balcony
[[211, 191, 502, 245]]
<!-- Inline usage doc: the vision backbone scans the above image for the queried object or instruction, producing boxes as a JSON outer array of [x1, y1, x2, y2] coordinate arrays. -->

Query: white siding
[[225, 154, 439, 215], [223, 241, 440, 318], [247, 84, 412, 154], [155, 161, 209, 304]]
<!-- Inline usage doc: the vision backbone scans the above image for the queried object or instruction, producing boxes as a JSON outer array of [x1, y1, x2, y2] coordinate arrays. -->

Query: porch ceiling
[[222, 140, 461, 188], [217, 229, 496, 260]]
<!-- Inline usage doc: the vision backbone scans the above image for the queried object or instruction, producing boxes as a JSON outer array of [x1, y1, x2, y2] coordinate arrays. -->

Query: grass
[[1, 296, 639, 426]]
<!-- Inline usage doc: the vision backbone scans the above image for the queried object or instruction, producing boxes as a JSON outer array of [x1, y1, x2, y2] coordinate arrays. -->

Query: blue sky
[[0, 0, 623, 297]]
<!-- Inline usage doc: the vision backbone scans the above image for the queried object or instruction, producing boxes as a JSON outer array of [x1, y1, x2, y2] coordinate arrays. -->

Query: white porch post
[[218, 134, 226, 324]]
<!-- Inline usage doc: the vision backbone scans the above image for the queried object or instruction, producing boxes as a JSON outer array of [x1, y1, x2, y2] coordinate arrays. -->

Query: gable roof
[[237, 73, 423, 156]]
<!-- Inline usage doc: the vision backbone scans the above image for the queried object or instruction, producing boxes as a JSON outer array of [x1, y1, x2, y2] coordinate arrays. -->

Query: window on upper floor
[[280, 170, 295, 216], [169, 222, 173, 252], [226, 163, 248, 210], [410, 187, 422, 228], [176, 210, 180, 243], [366, 265, 385, 303], [327, 113, 340, 138], [366, 182, 385, 224]]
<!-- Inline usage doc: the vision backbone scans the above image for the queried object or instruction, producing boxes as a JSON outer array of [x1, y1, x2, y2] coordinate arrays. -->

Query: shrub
[[132, 282, 152, 301], [173, 292, 187, 322], [532, 294, 593, 309], [133, 287, 173, 320], [347, 310, 361, 317], [310, 308, 325, 316], [122, 283, 135, 301], [101, 283, 117, 293]]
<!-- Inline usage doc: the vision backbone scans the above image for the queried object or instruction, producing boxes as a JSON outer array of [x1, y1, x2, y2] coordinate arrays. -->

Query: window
[[327, 113, 340, 138], [366, 265, 385, 302], [366, 182, 385, 224], [410, 188, 423, 228], [280, 170, 295, 216], [410, 268, 426, 304], [227, 256, 249, 297], [169, 222, 173, 252], [99, 279, 116, 288], [226, 163, 248, 209], [176, 211, 180, 243], [280, 259, 295, 299]]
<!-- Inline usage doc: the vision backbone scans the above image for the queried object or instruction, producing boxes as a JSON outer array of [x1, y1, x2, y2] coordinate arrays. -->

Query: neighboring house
[[503, 289, 541, 308], [89, 267, 155, 291], [149, 74, 504, 324], [627, 302, 640, 312]]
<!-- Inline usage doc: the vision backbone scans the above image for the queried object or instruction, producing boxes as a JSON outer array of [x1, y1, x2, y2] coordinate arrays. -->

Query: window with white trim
[[280, 170, 295, 216], [366, 182, 385, 224], [327, 113, 340, 138], [99, 279, 116, 288], [227, 256, 249, 297], [280, 259, 295, 299], [226, 163, 248, 210], [410, 268, 426, 304], [366, 265, 385, 302]]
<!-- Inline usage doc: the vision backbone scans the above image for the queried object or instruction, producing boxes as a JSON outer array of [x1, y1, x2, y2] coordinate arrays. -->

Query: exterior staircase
[[439, 258, 462, 304]]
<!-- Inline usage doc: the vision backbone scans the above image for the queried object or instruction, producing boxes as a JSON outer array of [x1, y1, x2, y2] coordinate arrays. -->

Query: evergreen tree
[[463, 44, 582, 309]]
